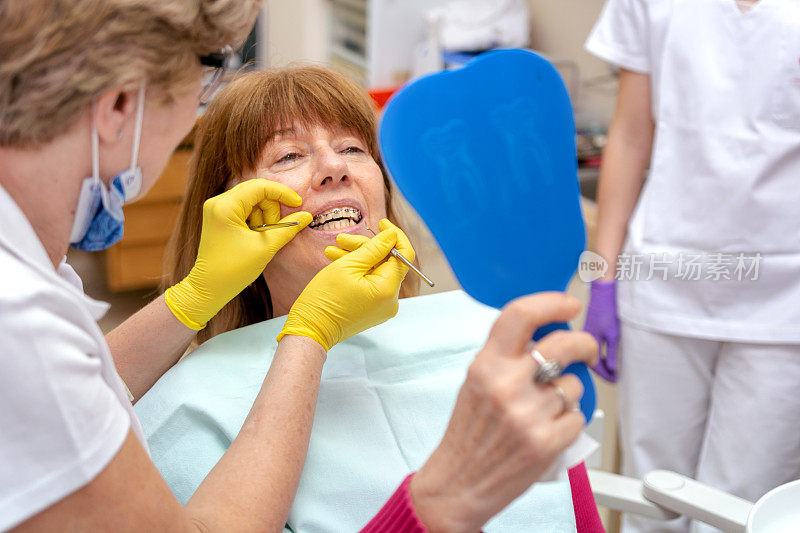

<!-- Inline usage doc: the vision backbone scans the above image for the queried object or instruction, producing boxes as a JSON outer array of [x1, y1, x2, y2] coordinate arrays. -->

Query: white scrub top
[[0, 183, 146, 531], [587, 0, 800, 342]]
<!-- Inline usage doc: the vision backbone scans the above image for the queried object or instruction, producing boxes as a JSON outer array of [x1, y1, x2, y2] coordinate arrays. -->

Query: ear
[[93, 86, 140, 145]]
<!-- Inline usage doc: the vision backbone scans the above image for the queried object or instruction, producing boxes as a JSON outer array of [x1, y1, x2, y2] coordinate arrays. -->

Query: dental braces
[[312, 207, 362, 226]]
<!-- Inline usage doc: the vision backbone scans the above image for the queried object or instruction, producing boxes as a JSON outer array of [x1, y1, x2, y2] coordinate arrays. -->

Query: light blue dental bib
[[136, 290, 577, 532]]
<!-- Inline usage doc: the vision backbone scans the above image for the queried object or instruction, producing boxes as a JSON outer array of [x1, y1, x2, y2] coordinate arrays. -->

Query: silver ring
[[551, 383, 569, 415], [530, 349, 562, 383]]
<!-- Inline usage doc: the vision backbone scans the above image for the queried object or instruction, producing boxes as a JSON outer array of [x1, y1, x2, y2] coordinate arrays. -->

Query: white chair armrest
[[588, 469, 679, 520], [642, 470, 751, 533]]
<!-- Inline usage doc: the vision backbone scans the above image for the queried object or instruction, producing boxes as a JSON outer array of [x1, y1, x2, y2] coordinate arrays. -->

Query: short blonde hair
[[165, 66, 420, 344], [0, 0, 261, 147]]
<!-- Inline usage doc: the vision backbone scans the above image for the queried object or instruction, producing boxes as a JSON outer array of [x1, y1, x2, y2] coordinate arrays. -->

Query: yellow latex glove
[[277, 219, 414, 350], [323, 219, 416, 264], [165, 179, 312, 330]]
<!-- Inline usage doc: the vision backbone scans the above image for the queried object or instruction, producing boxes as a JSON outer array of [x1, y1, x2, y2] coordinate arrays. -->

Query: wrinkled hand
[[409, 293, 598, 533], [277, 219, 413, 351], [583, 280, 620, 383], [165, 179, 311, 330]]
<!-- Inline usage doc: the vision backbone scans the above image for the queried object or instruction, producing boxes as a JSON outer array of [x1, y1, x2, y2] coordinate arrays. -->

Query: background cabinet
[[104, 149, 191, 291]]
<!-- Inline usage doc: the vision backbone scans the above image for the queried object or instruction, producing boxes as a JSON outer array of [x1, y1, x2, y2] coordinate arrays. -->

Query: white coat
[[0, 183, 145, 530], [588, 0, 800, 342]]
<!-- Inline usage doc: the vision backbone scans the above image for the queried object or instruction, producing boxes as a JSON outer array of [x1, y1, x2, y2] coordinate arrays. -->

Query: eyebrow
[[266, 127, 367, 146], [267, 128, 296, 143]]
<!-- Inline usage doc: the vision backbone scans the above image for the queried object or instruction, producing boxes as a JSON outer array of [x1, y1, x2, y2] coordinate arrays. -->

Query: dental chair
[[587, 452, 800, 532]]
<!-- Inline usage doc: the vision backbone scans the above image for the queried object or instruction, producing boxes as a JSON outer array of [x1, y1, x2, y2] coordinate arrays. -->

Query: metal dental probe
[[365, 226, 435, 287], [248, 221, 301, 231]]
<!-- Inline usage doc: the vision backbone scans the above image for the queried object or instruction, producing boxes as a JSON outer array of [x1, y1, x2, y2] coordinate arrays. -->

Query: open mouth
[[309, 206, 363, 231]]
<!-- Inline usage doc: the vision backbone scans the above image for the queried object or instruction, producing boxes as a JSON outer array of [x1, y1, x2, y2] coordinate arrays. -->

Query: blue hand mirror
[[379, 49, 596, 423]]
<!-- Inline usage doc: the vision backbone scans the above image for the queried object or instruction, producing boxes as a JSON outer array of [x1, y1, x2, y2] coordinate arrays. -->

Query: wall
[[262, 1, 618, 126], [528, 0, 618, 125], [263, 0, 331, 67]]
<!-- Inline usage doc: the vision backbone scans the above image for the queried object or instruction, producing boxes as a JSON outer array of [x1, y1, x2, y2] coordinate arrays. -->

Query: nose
[[313, 147, 350, 190]]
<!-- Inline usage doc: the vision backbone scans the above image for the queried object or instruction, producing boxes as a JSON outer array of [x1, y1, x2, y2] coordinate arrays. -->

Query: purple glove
[[583, 280, 620, 383]]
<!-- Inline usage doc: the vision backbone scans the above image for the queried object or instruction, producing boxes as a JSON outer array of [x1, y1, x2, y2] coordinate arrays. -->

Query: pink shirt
[[361, 462, 604, 532]]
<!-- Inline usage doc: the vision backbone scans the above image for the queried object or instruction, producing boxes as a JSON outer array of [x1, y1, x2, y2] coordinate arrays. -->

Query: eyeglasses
[[198, 45, 234, 104]]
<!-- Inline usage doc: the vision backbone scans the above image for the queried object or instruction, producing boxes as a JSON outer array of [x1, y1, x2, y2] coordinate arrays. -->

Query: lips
[[309, 206, 363, 231], [302, 199, 367, 236]]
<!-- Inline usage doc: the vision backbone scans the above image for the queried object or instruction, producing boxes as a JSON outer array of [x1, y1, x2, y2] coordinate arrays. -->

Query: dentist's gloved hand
[[322, 218, 415, 263], [165, 179, 312, 330], [583, 280, 620, 383], [277, 219, 413, 351]]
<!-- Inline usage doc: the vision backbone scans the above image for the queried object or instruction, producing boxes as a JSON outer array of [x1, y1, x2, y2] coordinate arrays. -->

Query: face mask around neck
[[69, 84, 146, 252]]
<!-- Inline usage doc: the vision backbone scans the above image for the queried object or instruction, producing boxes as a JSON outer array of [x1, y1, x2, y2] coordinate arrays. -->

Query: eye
[[276, 151, 303, 164], [341, 146, 364, 154]]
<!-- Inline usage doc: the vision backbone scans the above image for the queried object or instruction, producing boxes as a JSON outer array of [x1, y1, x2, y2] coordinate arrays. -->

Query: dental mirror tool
[[366, 225, 435, 287], [248, 221, 300, 232]]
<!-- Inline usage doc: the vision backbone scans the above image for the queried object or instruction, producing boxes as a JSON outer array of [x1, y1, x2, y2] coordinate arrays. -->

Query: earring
[[117, 130, 123, 140]]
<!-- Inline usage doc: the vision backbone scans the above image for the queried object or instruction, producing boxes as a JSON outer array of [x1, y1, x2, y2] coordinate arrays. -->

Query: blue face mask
[[69, 85, 146, 252]]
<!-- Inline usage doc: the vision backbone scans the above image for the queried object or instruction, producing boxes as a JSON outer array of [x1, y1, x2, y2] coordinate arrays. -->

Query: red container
[[368, 87, 400, 109]]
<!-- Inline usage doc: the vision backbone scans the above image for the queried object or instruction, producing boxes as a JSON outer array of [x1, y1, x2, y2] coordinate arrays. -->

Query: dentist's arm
[[105, 294, 197, 400], [107, 179, 311, 401], [594, 68, 654, 277], [584, 68, 654, 383], [19, 226, 412, 532]]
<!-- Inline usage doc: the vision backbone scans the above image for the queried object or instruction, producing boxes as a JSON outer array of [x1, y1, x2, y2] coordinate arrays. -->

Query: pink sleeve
[[363, 465, 603, 533], [360, 474, 427, 532], [569, 462, 606, 533]]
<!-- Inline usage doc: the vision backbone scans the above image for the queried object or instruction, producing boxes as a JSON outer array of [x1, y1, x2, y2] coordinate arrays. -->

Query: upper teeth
[[310, 207, 362, 228]]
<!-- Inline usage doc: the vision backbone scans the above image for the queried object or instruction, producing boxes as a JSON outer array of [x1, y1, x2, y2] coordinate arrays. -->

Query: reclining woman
[[135, 66, 603, 532]]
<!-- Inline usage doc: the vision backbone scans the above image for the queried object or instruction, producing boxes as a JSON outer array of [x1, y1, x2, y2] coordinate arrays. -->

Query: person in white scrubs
[[584, 0, 800, 531], [0, 1, 597, 530]]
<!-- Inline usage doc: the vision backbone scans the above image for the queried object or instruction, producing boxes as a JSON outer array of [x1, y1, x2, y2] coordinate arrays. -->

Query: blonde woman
[[138, 67, 605, 532]]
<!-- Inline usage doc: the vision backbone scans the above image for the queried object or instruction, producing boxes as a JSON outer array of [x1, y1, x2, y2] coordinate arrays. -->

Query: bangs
[[215, 67, 379, 179]]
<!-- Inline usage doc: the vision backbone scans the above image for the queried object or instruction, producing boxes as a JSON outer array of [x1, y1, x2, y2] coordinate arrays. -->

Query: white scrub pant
[[618, 322, 800, 533]]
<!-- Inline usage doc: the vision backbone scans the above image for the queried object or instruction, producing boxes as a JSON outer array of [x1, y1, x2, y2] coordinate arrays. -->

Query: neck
[[0, 129, 91, 268], [263, 264, 316, 317]]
